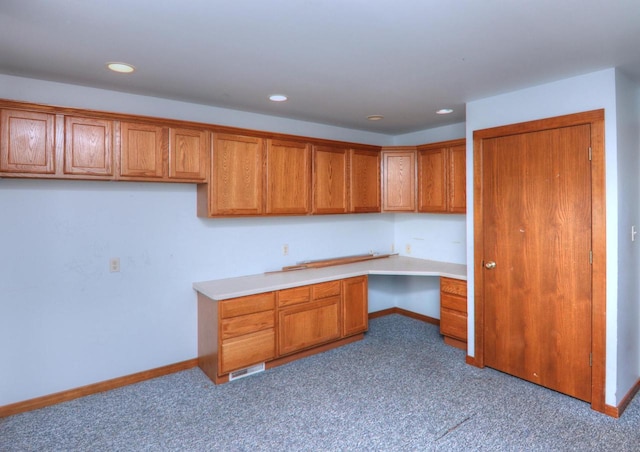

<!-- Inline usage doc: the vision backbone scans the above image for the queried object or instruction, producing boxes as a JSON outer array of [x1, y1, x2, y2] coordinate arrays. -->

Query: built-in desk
[[193, 256, 467, 383]]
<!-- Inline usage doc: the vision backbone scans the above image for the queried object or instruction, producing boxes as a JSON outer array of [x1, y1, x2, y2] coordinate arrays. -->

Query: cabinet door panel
[[440, 309, 467, 341], [211, 133, 264, 215], [169, 127, 208, 181], [313, 145, 348, 214], [350, 149, 380, 213], [64, 116, 113, 176], [278, 297, 341, 356], [382, 150, 415, 211], [418, 148, 447, 212], [1, 109, 55, 174], [220, 328, 275, 374], [120, 122, 166, 178], [342, 276, 368, 337], [266, 139, 311, 215], [448, 144, 467, 213]]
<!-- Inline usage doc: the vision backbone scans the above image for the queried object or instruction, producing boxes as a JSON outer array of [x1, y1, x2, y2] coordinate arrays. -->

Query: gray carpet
[[1, 314, 639, 451]]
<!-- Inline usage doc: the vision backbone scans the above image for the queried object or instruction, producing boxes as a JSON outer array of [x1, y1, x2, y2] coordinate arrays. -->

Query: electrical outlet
[[109, 257, 120, 273], [405, 244, 411, 254], [632, 225, 637, 242], [283, 244, 289, 256]]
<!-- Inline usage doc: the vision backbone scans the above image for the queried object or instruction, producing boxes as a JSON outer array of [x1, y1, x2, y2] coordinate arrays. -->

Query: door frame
[[472, 109, 606, 413]]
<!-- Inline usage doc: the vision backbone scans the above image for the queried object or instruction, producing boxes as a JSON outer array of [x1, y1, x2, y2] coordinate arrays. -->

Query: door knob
[[484, 261, 496, 269]]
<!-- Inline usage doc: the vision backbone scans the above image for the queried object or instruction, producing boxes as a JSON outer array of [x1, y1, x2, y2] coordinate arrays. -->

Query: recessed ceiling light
[[436, 108, 454, 115], [269, 94, 288, 102], [107, 62, 135, 74], [367, 115, 384, 121]]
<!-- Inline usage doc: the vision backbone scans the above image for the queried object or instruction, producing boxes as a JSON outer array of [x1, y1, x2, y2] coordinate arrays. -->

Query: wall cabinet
[[64, 116, 113, 177], [197, 276, 368, 383], [169, 127, 208, 182], [382, 148, 416, 212], [313, 145, 348, 214], [118, 121, 166, 179], [349, 149, 380, 213], [266, 139, 311, 215], [0, 108, 56, 175], [417, 139, 466, 213], [440, 277, 467, 350]]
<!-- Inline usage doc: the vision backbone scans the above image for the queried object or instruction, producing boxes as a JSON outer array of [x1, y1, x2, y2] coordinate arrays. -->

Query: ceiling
[[1, 0, 639, 135]]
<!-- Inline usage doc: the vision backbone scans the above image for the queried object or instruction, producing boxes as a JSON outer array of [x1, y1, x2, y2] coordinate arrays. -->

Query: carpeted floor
[[1, 314, 639, 451]]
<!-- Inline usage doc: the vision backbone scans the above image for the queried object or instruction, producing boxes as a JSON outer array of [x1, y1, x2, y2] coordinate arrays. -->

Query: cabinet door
[[349, 149, 380, 213], [278, 297, 341, 356], [382, 150, 415, 212], [210, 133, 264, 215], [220, 329, 276, 374], [266, 139, 311, 215], [119, 122, 166, 178], [313, 145, 348, 214], [417, 147, 447, 212], [342, 276, 368, 337], [64, 116, 113, 177], [448, 144, 466, 213], [0, 109, 55, 174], [169, 127, 208, 181]]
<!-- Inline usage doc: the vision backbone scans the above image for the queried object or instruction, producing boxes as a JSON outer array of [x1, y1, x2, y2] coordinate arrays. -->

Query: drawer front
[[440, 277, 466, 297], [220, 292, 275, 318], [220, 310, 275, 340], [278, 285, 311, 307], [441, 292, 467, 313], [220, 328, 275, 374], [440, 308, 467, 341], [311, 280, 341, 300]]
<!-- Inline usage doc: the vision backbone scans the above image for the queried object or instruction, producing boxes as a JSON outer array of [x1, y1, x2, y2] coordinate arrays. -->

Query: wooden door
[[448, 144, 467, 213], [350, 149, 381, 213], [210, 133, 264, 215], [119, 122, 166, 178], [278, 297, 341, 356], [64, 116, 113, 177], [481, 124, 592, 402], [169, 127, 208, 181], [342, 276, 368, 337], [266, 139, 311, 215], [417, 147, 447, 212], [382, 149, 416, 212], [0, 109, 55, 174], [313, 145, 348, 214]]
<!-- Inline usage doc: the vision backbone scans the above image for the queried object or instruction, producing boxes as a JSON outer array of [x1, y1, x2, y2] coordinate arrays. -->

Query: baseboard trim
[[369, 307, 440, 326], [604, 377, 640, 418], [0, 358, 199, 418]]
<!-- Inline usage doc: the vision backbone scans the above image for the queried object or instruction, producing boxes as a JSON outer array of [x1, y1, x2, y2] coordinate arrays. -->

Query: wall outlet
[[283, 244, 289, 256], [109, 257, 120, 273], [405, 244, 411, 254]]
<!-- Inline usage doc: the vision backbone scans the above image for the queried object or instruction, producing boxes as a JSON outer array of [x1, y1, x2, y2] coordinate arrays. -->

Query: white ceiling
[[1, 0, 639, 134]]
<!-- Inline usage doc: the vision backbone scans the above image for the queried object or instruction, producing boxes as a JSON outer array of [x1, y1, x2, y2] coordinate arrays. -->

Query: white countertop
[[193, 256, 467, 300]]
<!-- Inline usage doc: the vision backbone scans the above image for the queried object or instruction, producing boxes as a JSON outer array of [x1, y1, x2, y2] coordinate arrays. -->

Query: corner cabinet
[[417, 139, 466, 213], [381, 148, 416, 212], [197, 276, 368, 384]]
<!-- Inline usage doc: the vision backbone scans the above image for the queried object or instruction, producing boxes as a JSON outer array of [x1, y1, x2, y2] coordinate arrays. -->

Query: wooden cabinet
[[313, 145, 348, 214], [169, 127, 208, 181], [382, 148, 416, 212], [266, 139, 311, 215], [417, 139, 466, 213], [342, 276, 368, 336], [118, 121, 166, 179], [64, 116, 113, 177], [0, 109, 56, 175], [349, 149, 380, 213], [440, 277, 467, 350]]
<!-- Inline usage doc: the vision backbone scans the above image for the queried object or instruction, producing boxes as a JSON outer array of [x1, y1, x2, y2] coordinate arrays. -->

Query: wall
[[614, 69, 640, 401], [465, 68, 621, 405]]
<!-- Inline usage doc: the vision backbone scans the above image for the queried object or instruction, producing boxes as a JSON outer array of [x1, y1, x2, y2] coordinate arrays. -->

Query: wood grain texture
[[312, 145, 348, 214], [448, 143, 467, 213], [169, 127, 208, 181], [473, 109, 606, 411], [266, 139, 311, 215], [349, 149, 380, 212], [418, 147, 447, 212], [342, 276, 368, 337], [64, 116, 113, 176], [119, 121, 166, 178], [381, 148, 416, 212], [219, 292, 275, 318], [278, 297, 341, 356], [220, 328, 275, 374], [0, 109, 55, 174]]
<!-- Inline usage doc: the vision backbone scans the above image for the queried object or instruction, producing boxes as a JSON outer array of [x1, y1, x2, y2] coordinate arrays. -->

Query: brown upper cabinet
[[381, 147, 416, 212], [313, 145, 348, 214], [417, 139, 466, 213], [0, 108, 56, 175], [169, 127, 208, 182], [64, 116, 113, 177], [349, 149, 380, 213], [118, 121, 166, 179], [266, 139, 311, 215]]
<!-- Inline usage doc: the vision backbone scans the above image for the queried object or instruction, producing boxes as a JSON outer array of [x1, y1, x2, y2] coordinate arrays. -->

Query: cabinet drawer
[[440, 308, 467, 341], [441, 277, 466, 297], [441, 293, 467, 313], [220, 328, 275, 374], [220, 292, 275, 318], [278, 285, 311, 307], [278, 297, 341, 356], [312, 280, 341, 300], [220, 310, 275, 340]]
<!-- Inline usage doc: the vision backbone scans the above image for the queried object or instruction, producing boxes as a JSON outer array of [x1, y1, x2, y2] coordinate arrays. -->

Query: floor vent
[[228, 363, 265, 381]]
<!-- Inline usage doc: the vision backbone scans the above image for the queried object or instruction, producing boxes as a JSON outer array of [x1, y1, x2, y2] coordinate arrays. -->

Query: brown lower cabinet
[[197, 275, 368, 384], [439, 277, 468, 350]]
